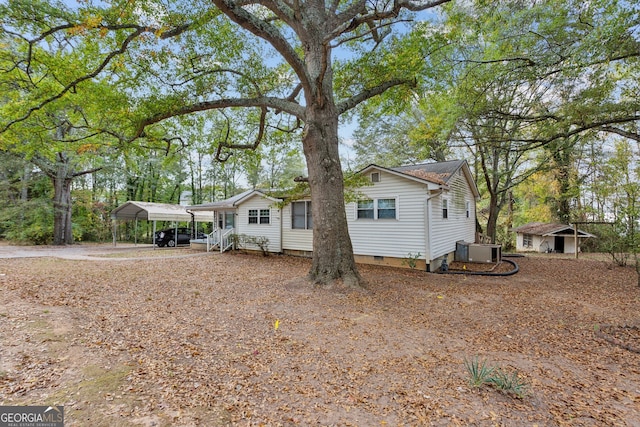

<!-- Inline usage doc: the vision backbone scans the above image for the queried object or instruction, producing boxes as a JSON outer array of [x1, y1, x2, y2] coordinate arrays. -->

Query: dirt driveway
[[0, 246, 639, 426], [0, 243, 168, 260]]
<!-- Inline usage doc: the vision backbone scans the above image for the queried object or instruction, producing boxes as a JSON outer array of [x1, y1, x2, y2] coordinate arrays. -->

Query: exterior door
[[554, 236, 565, 253]]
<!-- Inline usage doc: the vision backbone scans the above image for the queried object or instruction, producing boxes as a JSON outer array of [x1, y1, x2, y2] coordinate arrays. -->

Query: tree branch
[[601, 126, 640, 142], [337, 78, 416, 115], [211, 0, 310, 93], [72, 166, 103, 178], [331, 0, 451, 40], [1, 23, 192, 135], [215, 105, 268, 161], [132, 96, 305, 140]]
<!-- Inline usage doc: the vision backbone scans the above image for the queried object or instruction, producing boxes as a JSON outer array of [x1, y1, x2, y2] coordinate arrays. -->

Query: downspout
[[425, 189, 443, 271]]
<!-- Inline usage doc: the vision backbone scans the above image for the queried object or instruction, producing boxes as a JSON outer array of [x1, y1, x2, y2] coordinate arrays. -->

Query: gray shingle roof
[[391, 159, 466, 184]]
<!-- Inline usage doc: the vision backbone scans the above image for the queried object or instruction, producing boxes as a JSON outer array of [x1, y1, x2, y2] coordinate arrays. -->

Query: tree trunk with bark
[[303, 104, 361, 287], [133, 0, 451, 287], [34, 152, 102, 246], [52, 173, 73, 245], [485, 193, 501, 244]]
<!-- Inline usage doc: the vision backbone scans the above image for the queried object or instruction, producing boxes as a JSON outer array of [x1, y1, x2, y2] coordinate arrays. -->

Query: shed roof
[[512, 222, 596, 238], [111, 201, 215, 222]]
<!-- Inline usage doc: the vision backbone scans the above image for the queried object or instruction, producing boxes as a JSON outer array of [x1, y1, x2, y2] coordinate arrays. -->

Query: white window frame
[[523, 234, 533, 248], [356, 197, 398, 220], [292, 201, 312, 229], [466, 201, 471, 218], [259, 209, 270, 224], [442, 199, 449, 219], [248, 209, 258, 224], [357, 199, 374, 219], [248, 208, 270, 225], [371, 172, 380, 183]]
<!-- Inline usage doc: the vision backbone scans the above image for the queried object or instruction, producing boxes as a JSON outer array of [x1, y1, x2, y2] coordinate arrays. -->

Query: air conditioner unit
[[468, 244, 502, 263]]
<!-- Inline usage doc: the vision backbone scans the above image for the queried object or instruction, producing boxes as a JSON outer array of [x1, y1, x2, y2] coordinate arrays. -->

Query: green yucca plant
[[464, 356, 531, 399], [489, 368, 531, 399], [464, 356, 495, 387]]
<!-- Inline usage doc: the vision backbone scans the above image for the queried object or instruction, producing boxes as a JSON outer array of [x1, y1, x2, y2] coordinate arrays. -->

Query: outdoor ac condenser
[[468, 244, 502, 263]]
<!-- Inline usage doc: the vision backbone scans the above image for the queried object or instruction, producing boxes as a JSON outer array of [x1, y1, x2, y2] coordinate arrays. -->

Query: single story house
[[187, 159, 480, 271], [512, 222, 596, 253]]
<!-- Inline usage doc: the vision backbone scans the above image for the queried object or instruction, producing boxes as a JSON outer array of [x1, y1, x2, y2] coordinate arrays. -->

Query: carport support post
[[574, 223, 578, 259]]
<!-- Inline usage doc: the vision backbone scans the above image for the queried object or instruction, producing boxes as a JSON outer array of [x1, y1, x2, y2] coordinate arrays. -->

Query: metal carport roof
[[110, 201, 215, 247], [111, 201, 215, 222]]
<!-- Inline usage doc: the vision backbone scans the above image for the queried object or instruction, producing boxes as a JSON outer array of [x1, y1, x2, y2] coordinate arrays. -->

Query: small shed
[[110, 201, 215, 245], [512, 222, 596, 254]]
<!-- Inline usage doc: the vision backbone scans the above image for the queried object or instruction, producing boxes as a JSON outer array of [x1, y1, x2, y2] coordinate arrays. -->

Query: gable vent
[[371, 172, 380, 183]]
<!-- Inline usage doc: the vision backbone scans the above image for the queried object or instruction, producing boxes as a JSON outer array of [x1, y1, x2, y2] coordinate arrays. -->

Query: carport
[[110, 201, 215, 246]]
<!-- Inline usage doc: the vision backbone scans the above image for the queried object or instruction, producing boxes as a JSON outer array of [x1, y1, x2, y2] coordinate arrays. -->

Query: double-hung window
[[377, 199, 396, 219], [248, 209, 270, 225], [442, 199, 449, 219], [292, 201, 312, 229], [357, 198, 397, 220], [357, 200, 374, 219]]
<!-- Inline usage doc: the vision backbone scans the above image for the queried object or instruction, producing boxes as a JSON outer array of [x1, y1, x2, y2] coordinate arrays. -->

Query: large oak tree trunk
[[302, 105, 361, 287], [52, 171, 73, 245], [35, 151, 100, 246], [486, 193, 500, 244]]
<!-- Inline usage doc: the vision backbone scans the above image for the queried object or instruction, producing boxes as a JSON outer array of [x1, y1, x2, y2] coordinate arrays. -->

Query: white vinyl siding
[[282, 199, 313, 251], [429, 171, 476, 259], [237, 195, 281, 252], [347, 171, 426, 259]]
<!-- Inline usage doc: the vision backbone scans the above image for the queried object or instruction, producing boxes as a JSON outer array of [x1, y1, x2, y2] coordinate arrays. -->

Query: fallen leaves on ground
[[0, 250, 639, 426]]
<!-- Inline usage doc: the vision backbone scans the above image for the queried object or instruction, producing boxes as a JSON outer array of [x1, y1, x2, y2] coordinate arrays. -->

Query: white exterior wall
[[516, 233, 532, 252], [346, 171, 429, 260], [516, 233, 546, 252], [562, 237, 577, 254], [429, 170, 477, 260], [238, 164, 478, 266], [236, 195, 282, 252], [516, 233, 578, 254], [281, 199, 313, 252]]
